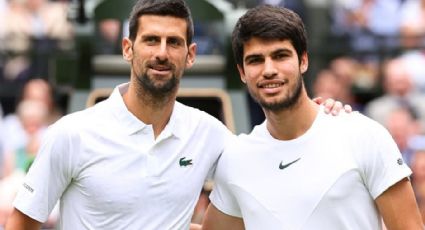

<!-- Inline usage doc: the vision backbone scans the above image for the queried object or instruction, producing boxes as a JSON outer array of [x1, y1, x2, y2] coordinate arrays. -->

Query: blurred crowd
[[1, 0, 425, 228], [0, 0, 73, 83]]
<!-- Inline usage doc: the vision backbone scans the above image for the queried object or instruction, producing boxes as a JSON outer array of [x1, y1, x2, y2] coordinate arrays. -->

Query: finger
[[331, 101, 343, 115], [344, 104, 353, 113], [312, 96, 323, 105], [323, 98, 335, 113]]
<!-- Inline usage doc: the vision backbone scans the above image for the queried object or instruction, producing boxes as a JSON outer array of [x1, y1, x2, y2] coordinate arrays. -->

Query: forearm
[[202, 204, 244, 230], [376, 179, 424, 230], [5, 208, 42, 230]]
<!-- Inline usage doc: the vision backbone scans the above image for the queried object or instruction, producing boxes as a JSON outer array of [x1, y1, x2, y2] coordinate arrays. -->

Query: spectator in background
[[329, 56, 357, 91], [0, 79, 61, 161], [400, 50, 425, 93], [400, 0, 425, 49], [97, 18, 122, 54], [312, 69, 343, 101], [258, 0, 307, 21], [2, 99, 48, 177], [385, 106, 423, 165], [0, 0, 73, 81], [330, 0, 402, 57], [327, 56, 370, 111], [364, 57, 425, 133], [399, 0, 425, 93], [0, 99, 49, 227]]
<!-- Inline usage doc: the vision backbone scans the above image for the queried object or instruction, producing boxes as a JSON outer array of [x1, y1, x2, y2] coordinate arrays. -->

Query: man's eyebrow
[[140, 34, 158, 39], [271, 48, 293, 55], [244, 54, 263, 62]]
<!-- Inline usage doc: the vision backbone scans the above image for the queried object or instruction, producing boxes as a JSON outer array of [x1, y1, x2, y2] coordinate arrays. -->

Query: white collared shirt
[[13, 83, 233, 229]]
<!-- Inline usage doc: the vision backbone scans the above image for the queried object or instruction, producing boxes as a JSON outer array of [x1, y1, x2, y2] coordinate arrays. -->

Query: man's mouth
[[261, 83, 282, 88], [150, 65, 171, 72], [258, 79, 288, 88]]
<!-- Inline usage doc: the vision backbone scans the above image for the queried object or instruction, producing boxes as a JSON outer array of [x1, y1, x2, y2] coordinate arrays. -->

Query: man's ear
[[300, 52, 308, 74], [122, 37, 133, 61], [237, 64, 246, 84], [186, 43, 197, 68]]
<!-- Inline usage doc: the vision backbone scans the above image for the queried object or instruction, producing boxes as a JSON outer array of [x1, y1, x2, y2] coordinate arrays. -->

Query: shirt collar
[[108, 83, 185, 138]]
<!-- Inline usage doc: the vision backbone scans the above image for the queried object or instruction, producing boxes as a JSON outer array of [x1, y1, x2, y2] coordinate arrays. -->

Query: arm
[[202, 204, 244, 230], [5, 208, 42, 230], [375, 178, 423, 230], [190, 223, 202, 230]]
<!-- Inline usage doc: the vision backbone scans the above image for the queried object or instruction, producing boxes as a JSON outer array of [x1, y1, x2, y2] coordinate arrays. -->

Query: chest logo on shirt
[[279, 158, 301, 170], [179, 157, 193, 167]]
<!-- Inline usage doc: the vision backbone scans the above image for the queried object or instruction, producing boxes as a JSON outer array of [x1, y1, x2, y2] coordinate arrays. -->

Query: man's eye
[[168, 38, 182, 46], [145, 37, 158, 44], [273, 52, 291, 60], [246, 57, 262, 64], [274, 53, 287, 60]]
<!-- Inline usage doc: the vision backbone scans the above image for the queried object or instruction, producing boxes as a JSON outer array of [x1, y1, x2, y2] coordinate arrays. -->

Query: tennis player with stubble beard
[[203, 5, 423, 230]]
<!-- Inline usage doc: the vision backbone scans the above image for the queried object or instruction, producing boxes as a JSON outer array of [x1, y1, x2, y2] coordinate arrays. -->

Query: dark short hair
[[128, 0, 194, 45], [232, 5, 308, 67]]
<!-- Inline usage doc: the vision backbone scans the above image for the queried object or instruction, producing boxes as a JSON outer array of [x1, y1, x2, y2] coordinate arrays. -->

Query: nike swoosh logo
[[279, 158, 301, 170]]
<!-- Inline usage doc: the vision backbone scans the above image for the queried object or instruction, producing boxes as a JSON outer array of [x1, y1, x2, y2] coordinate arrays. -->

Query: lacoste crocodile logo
[[279, 158, 301, 170], [179, 157, 193, 167]]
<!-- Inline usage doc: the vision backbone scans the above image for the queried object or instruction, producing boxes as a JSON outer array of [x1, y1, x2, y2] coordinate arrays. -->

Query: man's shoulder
[[327, 111, 379, 127], [50, 105, 106, 133], [326, 111, 391, 143], [222, 128, 263, 156], [175, 102, 230, 130]]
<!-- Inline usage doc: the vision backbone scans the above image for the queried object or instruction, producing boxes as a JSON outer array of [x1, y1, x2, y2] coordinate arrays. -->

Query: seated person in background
[[399, 0, 425, 49], [0, 0, 73, 81], [364, 57, 425, 133], [0, 99, 51, 227], [2, 99, 48, 176], [312, 69, 344, 104], [385, 106, 423, 165], [0, 78, 61, 156]]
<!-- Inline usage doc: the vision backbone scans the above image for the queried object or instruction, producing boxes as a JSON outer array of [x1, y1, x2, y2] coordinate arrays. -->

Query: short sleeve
[[202, 114, 234, 182], [209, 147, 242, 218], [13, 121, 79, 222], [359, 122, 412, 199]]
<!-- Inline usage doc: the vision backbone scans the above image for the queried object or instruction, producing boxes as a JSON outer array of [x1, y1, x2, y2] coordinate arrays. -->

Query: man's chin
[[148, 83, 179, 96], [259, 98, 295, 111]]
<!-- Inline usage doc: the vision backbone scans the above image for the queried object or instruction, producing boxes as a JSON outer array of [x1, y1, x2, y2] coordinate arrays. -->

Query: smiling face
[[238, 38, 308, 111], [122, 15, 196, 98]]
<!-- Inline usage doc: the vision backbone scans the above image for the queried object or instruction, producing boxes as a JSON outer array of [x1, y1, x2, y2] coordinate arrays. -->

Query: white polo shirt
[[13, 83, 232, 229], [210, 108, 411, 230]]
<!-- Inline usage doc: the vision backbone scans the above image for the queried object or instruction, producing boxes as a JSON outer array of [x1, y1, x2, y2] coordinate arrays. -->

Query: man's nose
[[155, 40, 168, 62], [263, 58, 277, 78]]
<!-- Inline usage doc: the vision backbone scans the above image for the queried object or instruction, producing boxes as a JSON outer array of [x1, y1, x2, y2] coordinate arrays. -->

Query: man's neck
[[265, 94, 319, 141], [123, 83, 176, 139]]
